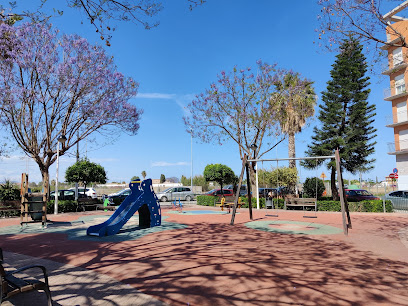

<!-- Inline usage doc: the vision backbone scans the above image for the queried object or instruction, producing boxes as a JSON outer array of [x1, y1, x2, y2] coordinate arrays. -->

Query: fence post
[[383, 184, 386, 213]]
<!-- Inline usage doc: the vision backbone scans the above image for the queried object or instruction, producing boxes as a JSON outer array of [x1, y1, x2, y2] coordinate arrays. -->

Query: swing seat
[[284, 198, 317, 215]]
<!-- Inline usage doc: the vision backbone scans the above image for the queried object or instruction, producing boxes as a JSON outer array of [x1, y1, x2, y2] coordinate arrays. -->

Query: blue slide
[[87, 179, 161, 237]]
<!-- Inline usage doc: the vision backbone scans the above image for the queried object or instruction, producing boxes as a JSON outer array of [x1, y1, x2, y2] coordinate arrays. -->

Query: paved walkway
[[1, 205, 408, 305], [2, 251, 166, 306]]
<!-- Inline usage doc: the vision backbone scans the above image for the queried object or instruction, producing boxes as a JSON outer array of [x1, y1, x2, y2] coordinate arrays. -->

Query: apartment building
[[383, 2, 408, 189]]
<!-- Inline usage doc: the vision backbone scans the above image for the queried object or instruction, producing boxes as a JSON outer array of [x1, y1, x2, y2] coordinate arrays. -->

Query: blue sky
[[0, 0, 394, 184]]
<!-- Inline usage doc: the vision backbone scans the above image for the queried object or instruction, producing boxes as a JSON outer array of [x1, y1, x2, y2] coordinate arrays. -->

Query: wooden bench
[[285, 198, 317, 211], [0, 248, 52, 305], [76, 198, 100, 211]]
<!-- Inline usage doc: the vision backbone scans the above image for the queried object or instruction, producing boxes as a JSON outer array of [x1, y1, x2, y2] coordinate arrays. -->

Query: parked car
[[50, 190, 87, 201], [344, 189, 380, 201], [225, 185, 247, 196], [203, 189, 234, 197], [156, 187, 194, 202], [387, 190, 408, 198], [385, 190, 408, 211], [68, 187, 98, 199], [107, 188, 132, 205]]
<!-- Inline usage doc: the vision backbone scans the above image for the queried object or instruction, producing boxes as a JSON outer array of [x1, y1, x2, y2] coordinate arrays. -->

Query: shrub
[[47, 200, 78, 214], [317, 200, 393, 212], [238, 197, 285, 209], [348, 200, 393, 213], [0, 210, 20, 218], [0, 180, 20, 204], [303, 177, 325, 198], [238, 197, 266, 208], [197, 195, 217, 206], [197, 195, 393, 213], [317, 201, 341, 212]]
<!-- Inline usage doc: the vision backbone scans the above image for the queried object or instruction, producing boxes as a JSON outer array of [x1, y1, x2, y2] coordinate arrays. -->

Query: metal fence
[[384, 195, 408, 212]]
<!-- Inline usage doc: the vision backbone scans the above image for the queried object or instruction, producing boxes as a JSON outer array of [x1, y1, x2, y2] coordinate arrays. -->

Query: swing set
[[230, 149, 352, 235]]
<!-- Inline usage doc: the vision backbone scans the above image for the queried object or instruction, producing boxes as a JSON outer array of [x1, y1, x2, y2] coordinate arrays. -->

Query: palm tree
[[141, 170, 147, 179], [274, 72, 316, 168]]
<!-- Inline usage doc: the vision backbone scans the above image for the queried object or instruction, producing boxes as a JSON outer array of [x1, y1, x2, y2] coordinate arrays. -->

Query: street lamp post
[[55, 134, 67, 214], [191, 130, 193, 194]]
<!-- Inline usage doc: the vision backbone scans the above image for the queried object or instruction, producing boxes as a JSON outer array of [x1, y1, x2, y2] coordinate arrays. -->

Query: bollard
[[383, 184, 386, 213]]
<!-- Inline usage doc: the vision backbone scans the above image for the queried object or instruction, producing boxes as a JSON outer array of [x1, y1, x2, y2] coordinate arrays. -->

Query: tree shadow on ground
[[1, 222, 408, 305]]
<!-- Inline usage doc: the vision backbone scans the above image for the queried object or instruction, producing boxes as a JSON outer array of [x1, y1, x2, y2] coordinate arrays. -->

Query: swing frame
[[230, 149, 352, 235]]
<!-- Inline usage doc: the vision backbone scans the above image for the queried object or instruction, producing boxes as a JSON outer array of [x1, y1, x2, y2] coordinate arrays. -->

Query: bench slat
[[286, 198, 316, 206]]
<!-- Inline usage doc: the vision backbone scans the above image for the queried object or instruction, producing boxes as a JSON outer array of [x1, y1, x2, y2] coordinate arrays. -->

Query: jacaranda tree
[[0, 0, 206, 46], [316, 0, 407, 64], [0, 22, 142, 192], [184, 60, 314, 196]]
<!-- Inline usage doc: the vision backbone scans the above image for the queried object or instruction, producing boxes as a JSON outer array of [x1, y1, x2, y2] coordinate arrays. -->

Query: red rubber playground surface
[[1, 205, 408, 305]]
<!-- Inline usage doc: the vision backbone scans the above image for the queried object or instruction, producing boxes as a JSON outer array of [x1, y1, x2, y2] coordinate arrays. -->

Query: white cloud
[[151, 161, 190, 167], [137, 93, 176, 99], [136, 92, 194, 117]]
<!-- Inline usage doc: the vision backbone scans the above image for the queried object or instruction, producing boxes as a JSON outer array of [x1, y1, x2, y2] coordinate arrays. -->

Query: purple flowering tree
[[317, 0, 407, 62], [184, 61, 291, 195], [0, 22, 142, 191], [1, 0, 206, 45]]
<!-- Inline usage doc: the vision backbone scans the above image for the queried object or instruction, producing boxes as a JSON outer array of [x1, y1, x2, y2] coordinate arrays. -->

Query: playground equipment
[[230, 149, 352, 235], [87, 179, 161, 237], [172, 198, 183, 212], [20, 173, 48, 228]]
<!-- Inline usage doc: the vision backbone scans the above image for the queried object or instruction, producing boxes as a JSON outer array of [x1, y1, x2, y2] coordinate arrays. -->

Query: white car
[[69, 187, 98, 199], [156, 187, 194, 202], [107, 188, 131, 197]]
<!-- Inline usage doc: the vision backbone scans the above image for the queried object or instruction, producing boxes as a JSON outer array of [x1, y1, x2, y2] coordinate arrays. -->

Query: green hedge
[[197, 195, 393, 213], [237, 197, 285, 209], [196, 196, 286, 209], [47, 200, 79, 214], [1, 199, 103, 218], [350, 200, 393, 212], [316, 200, 393, 212], [197, 195, 217, 206], [0, 209, 20, 218]]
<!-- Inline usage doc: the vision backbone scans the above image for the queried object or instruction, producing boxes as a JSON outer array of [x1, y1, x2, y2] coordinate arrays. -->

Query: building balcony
[[384, 85, 408, 101], [385, 110, 408, 127], [388, 139, 408, 155], [382, 61, 408, 75], [381, 37, 402, 50]]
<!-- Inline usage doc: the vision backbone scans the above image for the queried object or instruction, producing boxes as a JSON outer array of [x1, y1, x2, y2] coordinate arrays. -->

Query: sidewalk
[[1, 251, 167, 306]]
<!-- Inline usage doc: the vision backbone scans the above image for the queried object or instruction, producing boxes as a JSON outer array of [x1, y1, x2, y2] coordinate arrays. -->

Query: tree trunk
[[288, 132, 296, 168], [249, 162, 257, 198], [41, 169, 50, 200], [330, 167, 339, 200], [287, 133, 297, 195]]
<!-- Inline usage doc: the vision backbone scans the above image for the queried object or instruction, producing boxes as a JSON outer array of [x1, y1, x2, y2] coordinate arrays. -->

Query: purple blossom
[[0, 21, 142, 176]]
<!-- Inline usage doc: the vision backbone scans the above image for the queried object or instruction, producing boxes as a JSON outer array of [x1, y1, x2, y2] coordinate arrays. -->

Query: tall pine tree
[[305, 38, 377, 199]]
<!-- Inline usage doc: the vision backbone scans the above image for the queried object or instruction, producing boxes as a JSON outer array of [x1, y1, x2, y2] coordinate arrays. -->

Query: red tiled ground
[[1, 206, 408, 305]]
